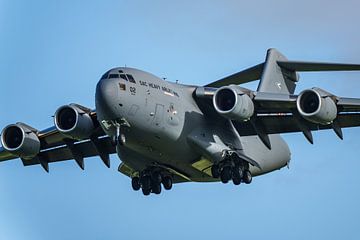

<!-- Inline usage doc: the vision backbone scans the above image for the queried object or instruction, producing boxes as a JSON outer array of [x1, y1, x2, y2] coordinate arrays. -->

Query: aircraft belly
[[112, 82, 210, 179], [97, 76, 291, 182], [116, 127, 208, 180], [241, 134, 291, 176], [119, 114, 207, 177]]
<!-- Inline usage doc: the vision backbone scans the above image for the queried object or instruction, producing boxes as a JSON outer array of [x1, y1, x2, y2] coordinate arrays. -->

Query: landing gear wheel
[[141, 175, 151, 190], [131, 177, 141, 191], [220, 166, 232, 184], [118, 134, 126, 146], [232, 167, 243, 180], [151, 172, 162, 184], [232, 177, 241, 185], [142, 187, 151, 196], [162, 176, 173, 190], [211, 164, 220, 178], [243, 170, 252, 184], [152, 182, 162, 194], [232, 167, 243, 185]]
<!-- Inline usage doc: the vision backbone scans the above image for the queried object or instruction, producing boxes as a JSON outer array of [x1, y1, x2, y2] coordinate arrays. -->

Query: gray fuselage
[[95, 67, 291, 182]]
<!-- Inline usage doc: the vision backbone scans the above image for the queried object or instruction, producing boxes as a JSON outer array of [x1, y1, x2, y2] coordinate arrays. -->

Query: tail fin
[[257, 48, 298, 94]]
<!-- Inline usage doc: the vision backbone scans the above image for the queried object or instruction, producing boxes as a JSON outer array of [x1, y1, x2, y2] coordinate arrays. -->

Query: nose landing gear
[[111, 125, 126, 146], [131, 168, 173, 196]]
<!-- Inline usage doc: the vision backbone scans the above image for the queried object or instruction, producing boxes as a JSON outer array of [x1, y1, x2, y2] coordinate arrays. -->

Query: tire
[[162, 176, 173, 190], [142, 187, 151, 196], [211, 164, 220, 178], [141, 175, 151, 190], [243, 170, 252, 184], [118, 134, 126, 145], [232, 167, 243, 180], [152, 183, 161, 194], [232, 177, 241, 185], [151, 171, 162, 184], [131, 177, 141, 191], [220, 166, 232, 184]]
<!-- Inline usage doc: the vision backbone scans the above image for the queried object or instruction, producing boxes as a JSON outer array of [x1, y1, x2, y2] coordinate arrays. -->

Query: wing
[[0, 110, 116, 172], [200, 49, 360, 148], [194, 87, 360, 148], [206, 63, 264, 87], [0, 108, 190, 183]]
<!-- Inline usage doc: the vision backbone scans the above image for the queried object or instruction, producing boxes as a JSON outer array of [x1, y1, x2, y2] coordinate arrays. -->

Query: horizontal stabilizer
[[277, 61, 360, 72], [204, 49, 360, 88]]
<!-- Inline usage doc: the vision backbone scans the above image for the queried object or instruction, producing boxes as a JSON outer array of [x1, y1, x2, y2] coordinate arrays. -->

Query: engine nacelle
[[213, 85, 254, 121], [54, 104, 95, 140], [296, 88, 337, 125], [1, 123, 40, 159]]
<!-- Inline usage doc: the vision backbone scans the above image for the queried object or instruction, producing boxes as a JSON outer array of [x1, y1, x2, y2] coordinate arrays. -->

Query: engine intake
[[54, 104, 95, 140], [1, 123, 40, 159], [296, 88, 337, 125], [213, 85, 254, 121]]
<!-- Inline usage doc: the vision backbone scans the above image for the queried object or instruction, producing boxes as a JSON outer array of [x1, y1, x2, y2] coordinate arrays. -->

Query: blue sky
[[1, 0, 360, 239]]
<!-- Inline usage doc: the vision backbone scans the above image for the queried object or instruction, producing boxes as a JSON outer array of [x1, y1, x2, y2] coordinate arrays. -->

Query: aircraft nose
[[95, 78, 119, 119]]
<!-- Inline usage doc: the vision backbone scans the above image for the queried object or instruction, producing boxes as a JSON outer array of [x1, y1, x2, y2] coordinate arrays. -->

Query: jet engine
[[1, 123, 40, 159], [296, 88, 337, 125], [213, 85, 254, 121], [54, 104, 95, 140]]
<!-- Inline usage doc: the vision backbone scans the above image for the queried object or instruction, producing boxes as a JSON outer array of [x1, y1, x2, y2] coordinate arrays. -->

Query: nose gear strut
[[111, 124, 126, 146]]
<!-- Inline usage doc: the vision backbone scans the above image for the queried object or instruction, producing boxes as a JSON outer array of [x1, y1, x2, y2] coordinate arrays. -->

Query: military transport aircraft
[[1, 48, 360, 196]]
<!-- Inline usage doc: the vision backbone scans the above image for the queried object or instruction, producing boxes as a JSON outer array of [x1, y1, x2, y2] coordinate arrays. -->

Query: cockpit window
[[109, 73, 119, 79], [127, 74, 136, 83], [120, 74, 128, 81], [101, 71, 136, 83], [100, 71, 110, 80]]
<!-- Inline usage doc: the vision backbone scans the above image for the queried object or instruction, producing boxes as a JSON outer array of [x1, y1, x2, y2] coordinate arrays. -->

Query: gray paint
[[2, 48, 360, 188], [95, 67, 291, 182]]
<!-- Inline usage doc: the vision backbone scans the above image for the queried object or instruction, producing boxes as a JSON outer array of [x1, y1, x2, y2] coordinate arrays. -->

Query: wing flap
[[254, 95, 360, 114], [337, 97, 360, 112], [38, 125, 105, 150], [233, 113, 360, 136], [22, 137, 116, 167]]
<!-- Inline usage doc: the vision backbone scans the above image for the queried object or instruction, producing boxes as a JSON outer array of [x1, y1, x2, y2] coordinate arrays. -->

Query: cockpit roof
[[100, 67, 165, 83], [100, 68, 137, 83]]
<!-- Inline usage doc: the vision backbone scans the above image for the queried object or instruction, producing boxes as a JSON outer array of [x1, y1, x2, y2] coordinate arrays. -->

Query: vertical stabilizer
[[257, 48, 298, 94]]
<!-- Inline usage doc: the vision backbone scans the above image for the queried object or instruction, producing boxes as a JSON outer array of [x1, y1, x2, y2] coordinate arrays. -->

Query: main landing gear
[[131, 168, 173, 196], [211, 151, 253, 185]]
